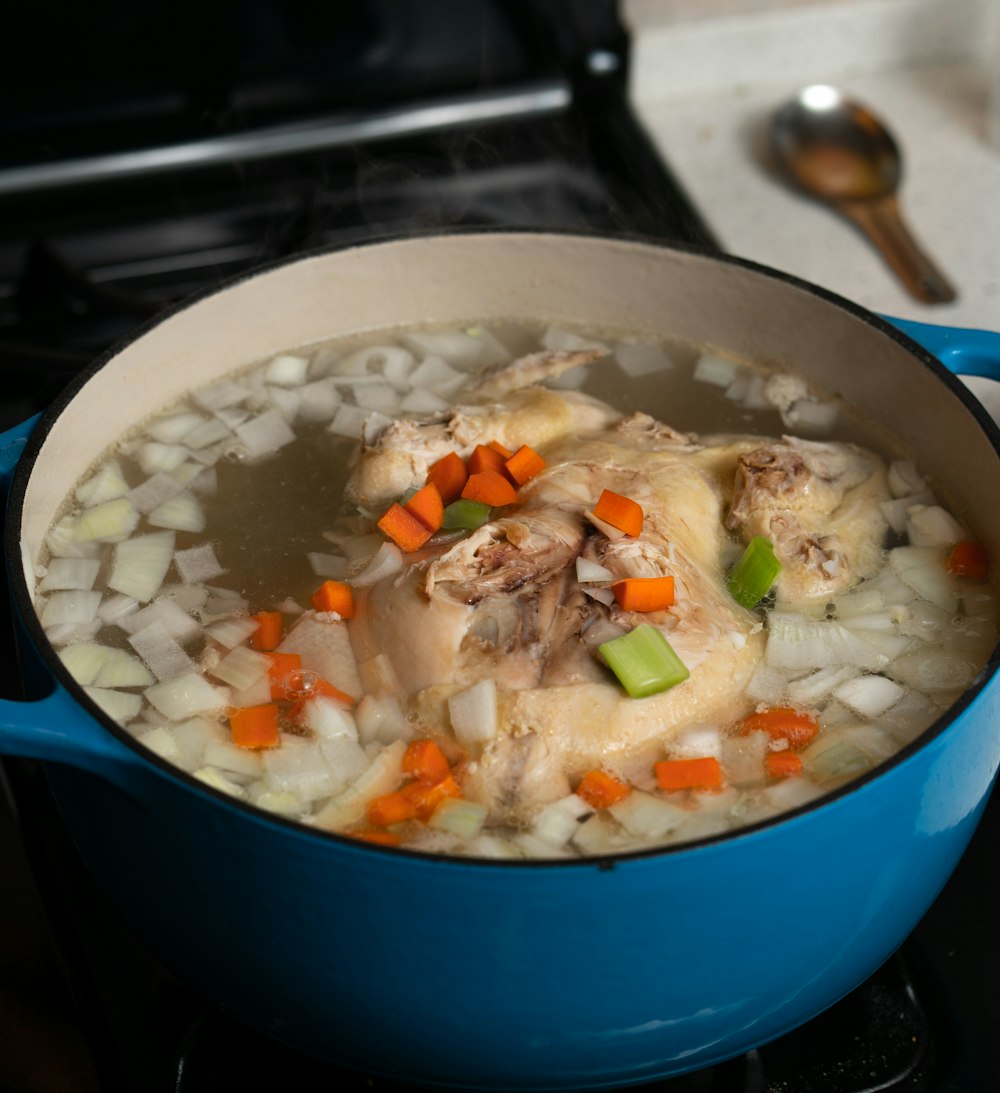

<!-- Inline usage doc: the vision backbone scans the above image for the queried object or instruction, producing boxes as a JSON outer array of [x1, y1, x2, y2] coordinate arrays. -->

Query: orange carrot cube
[[654, 756, 724, 792], [592, 489, 643, 537], [311, 580, 355, 618], [504, 444, 546, 486], [249, 611, 283, 651], [576, 769, 632, 810], [461, 470, 519, 507], [403, 482, 444, 532], [427, 452, 468, 505], [229, 704, 281, 749], [402, 739, 451, 785], [377, 503, 434, 553]]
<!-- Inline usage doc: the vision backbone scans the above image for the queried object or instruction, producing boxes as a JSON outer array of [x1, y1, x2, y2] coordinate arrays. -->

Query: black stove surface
[[0, 3, 997, 1091]]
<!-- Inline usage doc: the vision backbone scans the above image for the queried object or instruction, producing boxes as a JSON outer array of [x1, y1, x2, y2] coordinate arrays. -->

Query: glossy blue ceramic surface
[[1, 238, 999, 1089]]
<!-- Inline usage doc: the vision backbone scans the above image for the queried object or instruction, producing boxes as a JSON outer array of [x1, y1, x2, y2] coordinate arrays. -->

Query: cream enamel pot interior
[[3, 232, 1000, 1091]]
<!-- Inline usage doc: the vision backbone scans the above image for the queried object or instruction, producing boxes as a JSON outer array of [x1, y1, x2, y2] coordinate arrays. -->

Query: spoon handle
[[837, 195, 956, 304]]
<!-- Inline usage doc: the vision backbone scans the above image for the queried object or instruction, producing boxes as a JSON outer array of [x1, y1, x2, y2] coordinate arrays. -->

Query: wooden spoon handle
[[837, 194, 957, 304]]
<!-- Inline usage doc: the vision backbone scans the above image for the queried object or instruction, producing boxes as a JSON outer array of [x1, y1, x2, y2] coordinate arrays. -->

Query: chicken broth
[[35, 322, 997, 858]]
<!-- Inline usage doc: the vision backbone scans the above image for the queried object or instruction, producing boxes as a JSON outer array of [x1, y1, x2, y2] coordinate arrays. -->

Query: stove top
[[0, 3, 996, 1091]]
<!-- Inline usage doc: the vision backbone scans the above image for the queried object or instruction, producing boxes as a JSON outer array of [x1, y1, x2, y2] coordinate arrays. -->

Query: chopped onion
[[609, 791, 686, 838], [234, 409, 296, 459], [137, 442, 190, 476], [905, 505, 965, 549], [721, 730, 769, 787], [448, 680, 498, 747], [745, 664, 793, 705], [201, 586, 249, 619], [145, 672, 229, 720], [765, 611, 888, 671], [833, 585, 885, 618], [159, 582, 208, 613], [108, 531, 175, 602], [614, 341, 672, 377], [408, 354, 466, 399], [60, 643, 154, 688], [351, 383, 402, 415], [764, 372, 809, 411], [584, 509, 626, 541], [400, 329, 485, 369], [76, 459, 130, 506], [118, 599, 200, 643], [84, 686, 143, 722], [429, 797, 488, 839], [77, 497, 141, 543], [335, 344, 416, 378], [203, 738, 264, 778], [264, 353, 310, 387], [174, 543, 225, 584], [576, 557, 614, 583], [209, 645, 271, 691], [318, 735, 371, 788], [302, 696, 358, 741], [532, 794, 592, 847], [148, 490, 206, 533], [879, 491, 934, 534], [146, 411, 207, 444], [206, 616, 261, 649], [833, 674, 905, 718], [693, 354, 742, 387], [227, 674, 272, 709], [297, 378, 341, 423], [45, 516, 102, 559], [781, 399, 839, 435], [785, 665, 858, 706], [129, 471, 185, 514], [312, 739, 406, 829], [328, 403, 369, 440], [541, 326, 609, 354], [889, 546, 956, 611], [400, 388, 448, 414], [888, 460, 927, 499], [183, 417, 233, 450], [129, 621, 197, 681], [350, 542, 403, 588], [670, 726, 723, 761], [39, 558, 100, 592], [354, 694, 411, 746], [194, 378, 250, 412], [136, 725, 181, 763], [193, 767, 248, 799], [97, 593, 140, 625], [885, 648, 979, 693], [40, 590, 101, 630], [584, 586, 616, 606]]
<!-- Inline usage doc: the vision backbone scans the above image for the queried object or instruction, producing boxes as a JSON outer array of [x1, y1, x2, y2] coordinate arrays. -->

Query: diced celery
[[727, 536, 782, 609], [598, 624, 689, 698]]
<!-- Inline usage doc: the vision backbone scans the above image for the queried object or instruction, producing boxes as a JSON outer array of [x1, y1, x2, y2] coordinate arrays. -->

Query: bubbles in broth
[[34, 321, 997, 858]]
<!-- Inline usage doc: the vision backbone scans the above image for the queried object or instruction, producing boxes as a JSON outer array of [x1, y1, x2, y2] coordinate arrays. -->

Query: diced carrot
[[427, 452, 468, 505], [249, 611, 283, 651], [367, 791, 418, 827], [266, 651, 303, 701], [461, 470, 519, 507], [947, 540, 989, 582], [765, 751, 805, 779], [229, 704, 281, 749], [504, 444, 546, 486], [576, 769, 632, 809], [402, 739, 451, 785], [467, 443, 508, 476], [403, 482, 444, 533], [377, 502, 434, 553], [611, 576, 675, 612], [654, 756, 724, 792], [311, 579, 355, 618], [352, 829, 403, 847], [592, 489, 643, 537], [741, 707, 819, 750], [487, 439, 513, 459], [401, 773, 462, 820]]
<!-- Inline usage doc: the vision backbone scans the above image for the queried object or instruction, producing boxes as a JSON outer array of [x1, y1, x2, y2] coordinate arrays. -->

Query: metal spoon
[[771, 85, 956, 304]]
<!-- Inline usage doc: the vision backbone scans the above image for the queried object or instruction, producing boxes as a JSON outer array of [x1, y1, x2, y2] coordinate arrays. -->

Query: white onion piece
[[615, 341, 672, 377], [693, 354, 742, 387], [201, 586, 249, 620], [400, 388, 448, 414], [145, 411, 207, 444], [786, 666, 857, 706], [726, 373, 769, 409], [576, 557, 614, 583], [145, 672, 228, 720], [205, 616, 260, 649], [833, 675, 905, 718], [354, 694, 411, 746], [297, 378, 341, 423], [880, 492, 934, 535], [227, 673, 272, 709], [84, 686, 143, 722], [266, 385, 301, 423], [306, 552, 348, 579], [60, 643, 154, 688], [721, 730, 769, 787], [335, 344, 416, 378], [544, 364, 590, 390], [888, 460, 927, 499], [39, 558, 100, 592], [448, 679, 497, 747], [76, 459, 129, 506], [249, 787, 307, 817], [399, 329, 485, 369], [584, 586, 616, 607], [45, 516, 102, 558], [44, 620, 103, 646], [265, 353, 310, 387], [183, 417, 232, 450], [905, 505, 965, 549], [41, 590, 101, 629], [108, 531, 175, 603], [361, 411, 395, 446], [351, 384, 401, 415], [203, 739, 264, 778], [318, 735, 371, 789], [148, 491, 206, 533], [234, 410, 296, 459], [532, 794, 592, 847], [780, 399, 839, 435], [188, 467, 218, 496], [762, 775, 825, 810], [583, 509, 626, 541], [137, 442, 190, 476], [158, 582, 208, 612], [541, 326, 609, 354], [129, 471, 185, 514], [215, 405, 251, 429], [350, 543, 403, 588], [169, 716, 224, 771], [358, 653, 401, 696], [169, 462, 204, 488], [838, 610, 896, 633], [889, 547, 956, 612], [765, 611, 888, 671], [193, 767, 248, 799], [670, 726, 723, 761], [609, 791, 686, 838], [328, 403, 369, 439], [136, 725, 181, 763], [174, 544, 225, 584], [885, 648, 979, 692], [338, 533, 383, 563], [428, 798, 488, 839], [208, 645, 271, 691], [409, 354, 466, 398], [97, 593, 139, 625], [195, 378, 250, 411], [311, 739, 406, 829], [128, 621, 196, 681], [571, 813, 624, 856], [77, 497, 140, 543], [744, 664, 792, 706], [833, 586, 885, 618], [303, 697, 358, 741]]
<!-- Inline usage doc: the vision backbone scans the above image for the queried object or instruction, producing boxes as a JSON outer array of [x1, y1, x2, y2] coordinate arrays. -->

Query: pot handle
[[0, 416, 139, 775], [885, 316, 1000, 381]]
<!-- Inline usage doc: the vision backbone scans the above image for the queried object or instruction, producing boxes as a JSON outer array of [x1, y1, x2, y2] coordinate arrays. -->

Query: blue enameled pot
[[1, 233, 999, 1090]]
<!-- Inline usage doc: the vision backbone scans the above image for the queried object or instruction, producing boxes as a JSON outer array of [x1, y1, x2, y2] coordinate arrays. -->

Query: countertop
[[624, 0, 1000, 413]]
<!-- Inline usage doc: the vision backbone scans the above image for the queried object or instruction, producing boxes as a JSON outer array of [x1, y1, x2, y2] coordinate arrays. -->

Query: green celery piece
[[442, 499, 492, 531], [598, 624, 689, 698], [727, 536, 782, 609]]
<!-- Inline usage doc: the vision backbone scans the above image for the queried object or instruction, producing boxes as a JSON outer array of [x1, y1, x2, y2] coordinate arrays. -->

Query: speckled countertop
[[623, 0, 1000, 413]]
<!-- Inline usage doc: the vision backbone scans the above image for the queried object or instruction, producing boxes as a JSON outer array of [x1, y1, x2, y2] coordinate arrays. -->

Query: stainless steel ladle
[[771, 85, 956, 304]]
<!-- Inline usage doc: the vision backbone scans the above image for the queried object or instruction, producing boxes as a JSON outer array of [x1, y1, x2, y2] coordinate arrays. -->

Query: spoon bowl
[[771, 85, 955, 303]]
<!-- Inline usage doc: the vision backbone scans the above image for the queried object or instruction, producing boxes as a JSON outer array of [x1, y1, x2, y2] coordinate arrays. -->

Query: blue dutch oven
[[1, 232, 999, 1090]]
